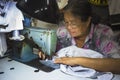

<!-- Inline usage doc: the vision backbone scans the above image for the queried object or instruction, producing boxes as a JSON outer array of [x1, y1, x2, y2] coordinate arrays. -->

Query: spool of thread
[[13, 30, 20, 37], [9, 30, 25, 41]]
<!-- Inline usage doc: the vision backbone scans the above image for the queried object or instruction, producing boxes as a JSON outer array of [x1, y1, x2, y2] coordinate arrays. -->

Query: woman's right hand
[[54, 57, 79, 66], [38, 51, 46, 60]]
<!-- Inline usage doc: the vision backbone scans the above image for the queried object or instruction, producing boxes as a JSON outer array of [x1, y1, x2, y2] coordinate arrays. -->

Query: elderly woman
[[39, 0, 120, 74]]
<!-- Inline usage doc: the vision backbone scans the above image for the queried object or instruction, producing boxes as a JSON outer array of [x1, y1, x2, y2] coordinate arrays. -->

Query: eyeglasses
[[64, 21, 79, 29]]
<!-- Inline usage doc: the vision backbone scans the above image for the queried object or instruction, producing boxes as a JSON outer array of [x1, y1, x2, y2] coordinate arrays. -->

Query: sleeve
[[93, 24, 120, 58], [56, 26, 72, 51]]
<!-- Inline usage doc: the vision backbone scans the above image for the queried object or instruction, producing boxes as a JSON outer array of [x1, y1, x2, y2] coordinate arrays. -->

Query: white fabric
[[0, 1, 24, 32], [0, 16, 6, 25], [57, 45, 113, 80], [57, 45, 104, 58], [0, 33, 7, 57]]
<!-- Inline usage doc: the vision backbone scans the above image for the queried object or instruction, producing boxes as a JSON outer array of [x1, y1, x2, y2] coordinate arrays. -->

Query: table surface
[[0, 57, 94, 80]]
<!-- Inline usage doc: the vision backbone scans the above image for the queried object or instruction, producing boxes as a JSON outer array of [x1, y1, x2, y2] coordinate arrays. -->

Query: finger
[[38, 51, 43, 58], [42, 54, 46, 60], [39, 51, 46, 60]]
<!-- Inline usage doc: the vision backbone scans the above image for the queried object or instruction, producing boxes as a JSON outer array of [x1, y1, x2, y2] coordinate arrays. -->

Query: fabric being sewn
[[57, 45, 113, 80]]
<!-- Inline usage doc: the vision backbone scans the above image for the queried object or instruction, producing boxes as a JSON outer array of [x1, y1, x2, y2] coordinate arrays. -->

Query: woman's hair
[[63, 0, 92, 22]]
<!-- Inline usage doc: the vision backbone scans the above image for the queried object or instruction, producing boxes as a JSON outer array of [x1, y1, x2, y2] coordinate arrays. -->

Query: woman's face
[[64, 11, 91, 38]]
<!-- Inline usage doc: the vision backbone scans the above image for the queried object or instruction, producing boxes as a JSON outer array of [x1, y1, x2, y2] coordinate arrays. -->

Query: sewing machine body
[[23, 27, 57, 56], [11, 27, 57, 62]]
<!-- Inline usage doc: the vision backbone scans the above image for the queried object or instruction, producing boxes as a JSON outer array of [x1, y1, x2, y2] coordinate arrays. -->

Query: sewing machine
[[10, 26, 57, 62], [7, 0, 59, 62]]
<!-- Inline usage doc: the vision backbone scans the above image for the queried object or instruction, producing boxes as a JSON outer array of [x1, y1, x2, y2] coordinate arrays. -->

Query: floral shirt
[[56, 24, 120, 58]]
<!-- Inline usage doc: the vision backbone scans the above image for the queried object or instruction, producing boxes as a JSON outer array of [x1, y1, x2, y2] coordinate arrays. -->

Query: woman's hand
[[38, 51, 46, 60], [33, 48, 46, 60], [55, 57, 120, 74], [54, 57, 78, 66]]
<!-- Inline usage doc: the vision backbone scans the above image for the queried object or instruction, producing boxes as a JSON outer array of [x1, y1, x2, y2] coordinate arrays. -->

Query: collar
[[72, 24, 95, 45]]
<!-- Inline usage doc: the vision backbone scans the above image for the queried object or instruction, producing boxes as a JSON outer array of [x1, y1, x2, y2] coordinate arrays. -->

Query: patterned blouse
[[56, 23, 120, 58]]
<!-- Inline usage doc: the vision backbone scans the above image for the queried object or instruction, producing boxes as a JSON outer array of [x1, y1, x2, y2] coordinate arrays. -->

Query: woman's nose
[[67, 24, 73, 29]]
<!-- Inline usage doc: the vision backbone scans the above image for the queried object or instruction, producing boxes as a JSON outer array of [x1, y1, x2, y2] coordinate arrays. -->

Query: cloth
[[57, 45, 113, 80], [56, 23, 120, 58], [0, 1, 24, 32]]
